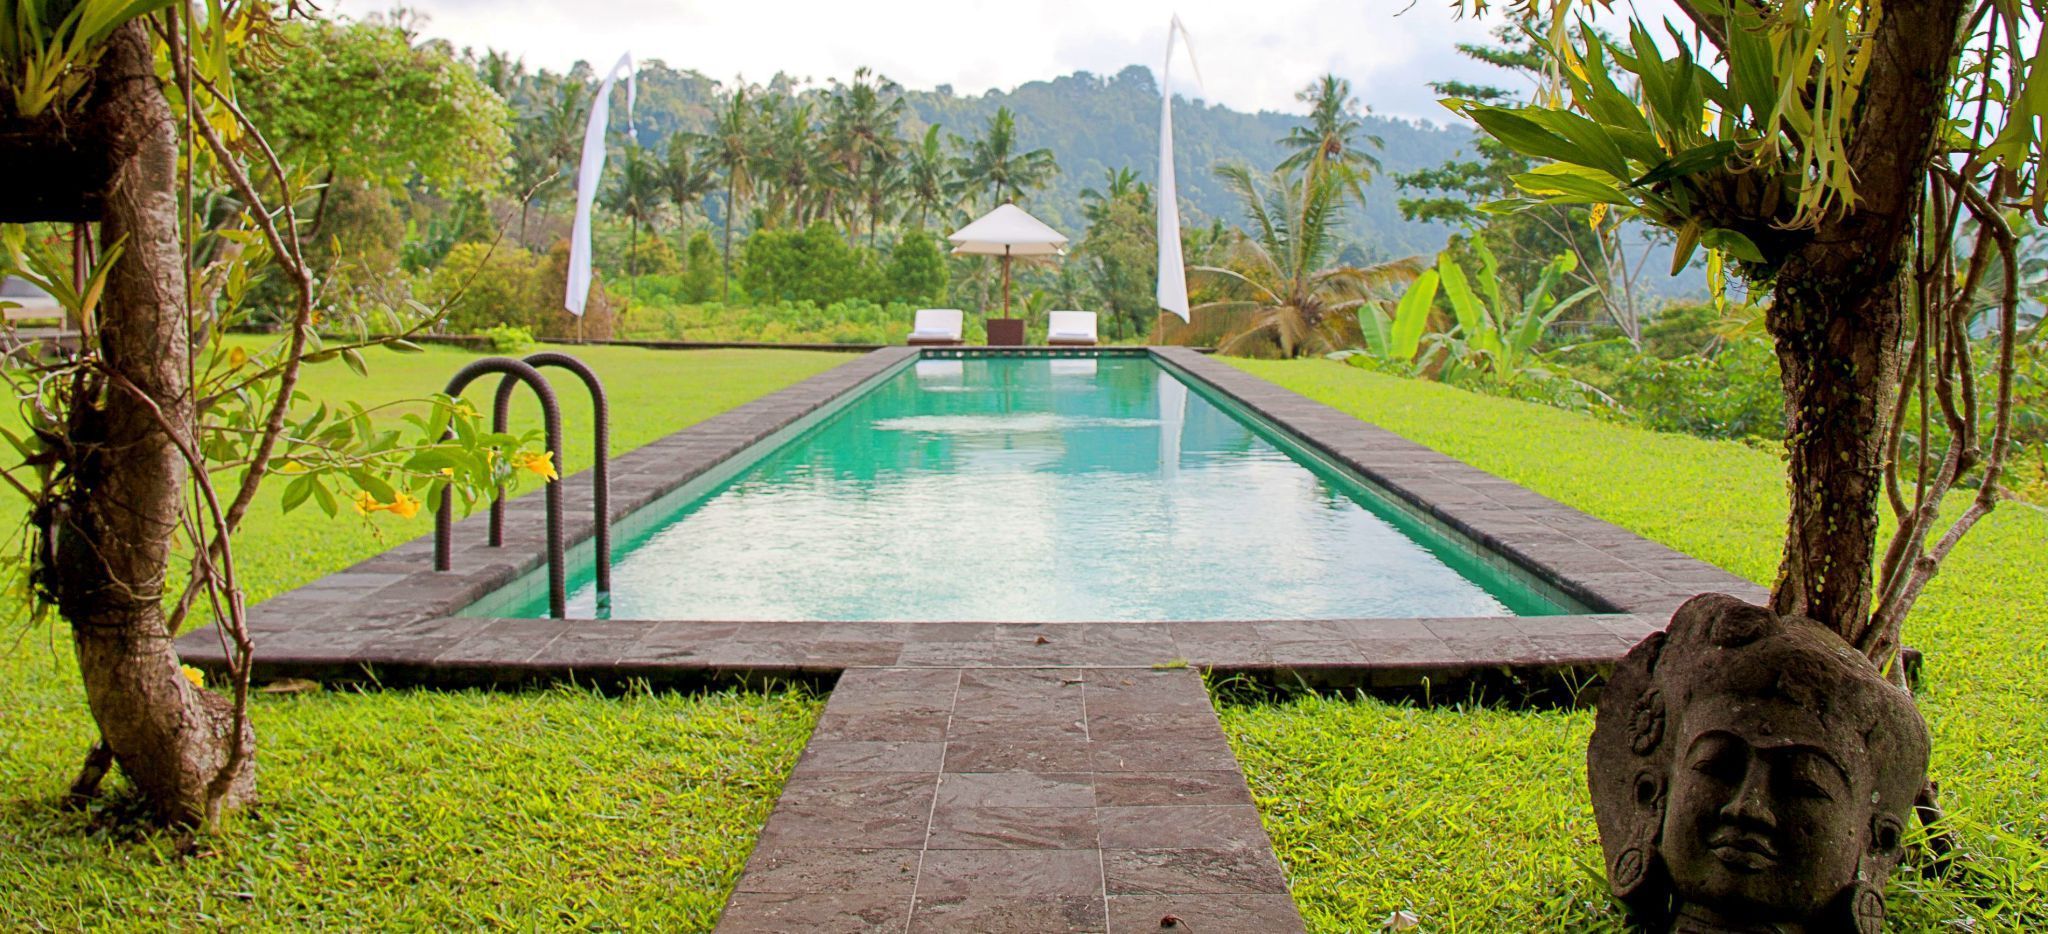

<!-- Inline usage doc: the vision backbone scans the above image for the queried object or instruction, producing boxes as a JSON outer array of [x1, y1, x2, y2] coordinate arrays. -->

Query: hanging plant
[[0, 0, 177, 221]]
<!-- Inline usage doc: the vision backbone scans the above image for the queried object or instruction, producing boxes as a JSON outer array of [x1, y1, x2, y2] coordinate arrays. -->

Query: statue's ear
[[1829, 873, 1887, 934]]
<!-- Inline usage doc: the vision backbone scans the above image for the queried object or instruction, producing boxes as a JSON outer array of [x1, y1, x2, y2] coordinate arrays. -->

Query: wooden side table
[[985, 318, 1026, 346]]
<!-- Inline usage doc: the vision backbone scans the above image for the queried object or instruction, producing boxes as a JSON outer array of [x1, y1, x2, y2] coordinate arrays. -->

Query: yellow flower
[[513, 449, 558, 481], [352, 490, 379, 516], [180, 665, 205, 689], [388, 491, 421, 520], [227, 345, 248, 368]]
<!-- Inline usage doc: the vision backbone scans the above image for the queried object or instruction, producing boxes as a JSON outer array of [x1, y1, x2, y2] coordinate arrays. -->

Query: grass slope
[[0, 342, 845, 930], [1219, 358, 2048, 932]]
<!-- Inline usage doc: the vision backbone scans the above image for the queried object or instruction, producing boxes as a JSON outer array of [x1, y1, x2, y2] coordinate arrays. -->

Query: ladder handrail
[[489, 352, 612, 593], [434, 357, 566, 618]]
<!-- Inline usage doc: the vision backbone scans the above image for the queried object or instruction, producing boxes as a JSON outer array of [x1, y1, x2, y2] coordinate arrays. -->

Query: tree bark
[[1763, 0, 1969, 643], [1766, 255, 1905, 642], [50, 21, 253, 827]]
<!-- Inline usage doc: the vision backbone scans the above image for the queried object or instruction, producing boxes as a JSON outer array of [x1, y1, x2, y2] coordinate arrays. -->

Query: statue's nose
[[1719, 761, 1778, 830]]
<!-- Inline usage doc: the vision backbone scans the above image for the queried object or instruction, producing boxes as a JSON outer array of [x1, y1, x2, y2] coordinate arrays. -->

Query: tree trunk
[[721, 179, 734, 303], [1766, 255, 1905, 644], [1759, 0, 1967, 646], [50, 21, 253, 827]]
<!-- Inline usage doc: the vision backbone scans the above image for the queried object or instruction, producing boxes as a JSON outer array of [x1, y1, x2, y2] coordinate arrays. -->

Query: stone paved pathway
[[716, 667, 1304, 934]]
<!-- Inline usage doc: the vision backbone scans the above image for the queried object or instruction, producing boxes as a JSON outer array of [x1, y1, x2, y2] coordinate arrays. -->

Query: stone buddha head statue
[[1588, 594, 1929, 933]]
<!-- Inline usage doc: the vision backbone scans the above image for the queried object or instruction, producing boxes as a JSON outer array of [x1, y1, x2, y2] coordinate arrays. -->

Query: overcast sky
[[360, 0, 1684, 123]]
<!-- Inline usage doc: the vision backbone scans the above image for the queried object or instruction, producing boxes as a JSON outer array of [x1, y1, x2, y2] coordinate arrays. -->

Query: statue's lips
[[1708, 830, 1780, 871]]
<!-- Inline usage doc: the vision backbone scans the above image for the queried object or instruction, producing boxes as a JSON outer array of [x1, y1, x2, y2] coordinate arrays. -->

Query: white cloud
[[357, 0, 1684, 122]]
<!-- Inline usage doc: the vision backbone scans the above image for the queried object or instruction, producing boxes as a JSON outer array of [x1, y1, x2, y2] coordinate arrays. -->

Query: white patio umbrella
[[947, 203, 1067, 318]]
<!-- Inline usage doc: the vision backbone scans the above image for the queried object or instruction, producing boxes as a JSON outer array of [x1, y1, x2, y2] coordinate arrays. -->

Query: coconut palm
[[900, 124, 953, 230], [755, 95, 825, 227], [664, 130, 717, 227], [1195, 163, 1420, 357], [601, 142, 670, 318], [824, 67, 907, 242], [949, 106, 1056, 211], [1080, 167, 1150, 226], [1276, 75, 1381, 207], [691, 84, 761, 301]]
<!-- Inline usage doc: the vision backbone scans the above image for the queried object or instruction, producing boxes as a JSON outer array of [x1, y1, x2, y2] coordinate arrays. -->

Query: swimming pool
[[466, 352, 1579, 621]]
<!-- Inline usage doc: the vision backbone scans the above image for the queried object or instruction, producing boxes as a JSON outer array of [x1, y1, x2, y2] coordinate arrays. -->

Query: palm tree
[[948, 107, 1057, 211], [899, 124, 952, 230], [691, 84, 761, 301], [824, 67, 909, 243], [601, 142, 670, 319], [664, 130, 717, 246], [1194, 163, 1420, 357], [758, 96, 830, 227], [1276, 75, 1382, 207], [1080, 167, 1150, 226]]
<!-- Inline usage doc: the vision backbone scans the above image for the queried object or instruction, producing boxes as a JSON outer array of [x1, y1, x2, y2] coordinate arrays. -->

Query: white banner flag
[[1156, 16, 1201, 323], [566, 52, 637, 316]]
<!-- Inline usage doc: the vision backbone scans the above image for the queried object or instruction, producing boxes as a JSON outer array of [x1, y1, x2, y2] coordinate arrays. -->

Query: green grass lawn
[[0, 342, 845, 930], [1219, 358, 2048, 932]]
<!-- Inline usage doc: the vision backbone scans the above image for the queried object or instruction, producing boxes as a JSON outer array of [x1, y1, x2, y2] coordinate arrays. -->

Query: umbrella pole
[[1001, 249, 1012, 317]]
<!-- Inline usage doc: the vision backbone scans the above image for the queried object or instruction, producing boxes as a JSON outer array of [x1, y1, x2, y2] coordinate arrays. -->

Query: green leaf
[[341, 347, 369, 377], [1701, 228, 1766, 264], [310, 477, 339, 518], [1389, 269, 1440, 362], [1511, 169, 1633, 206], [1630, 140, 1738, 188], [282, 473, 314, 514], [1671, 222, 1703, 276]]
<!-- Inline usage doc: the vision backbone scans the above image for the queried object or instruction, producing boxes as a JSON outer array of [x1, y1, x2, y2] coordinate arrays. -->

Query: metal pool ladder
[[432, 353, 613, 618]]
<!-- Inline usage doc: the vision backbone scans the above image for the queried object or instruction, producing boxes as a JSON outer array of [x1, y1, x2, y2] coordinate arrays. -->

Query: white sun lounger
[[1047, 310, 1099, 346], [907, 308, 965, 346]]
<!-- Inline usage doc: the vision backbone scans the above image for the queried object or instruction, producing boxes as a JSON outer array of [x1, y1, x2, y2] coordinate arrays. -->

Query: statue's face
[[1660, 726, 1862, 919]]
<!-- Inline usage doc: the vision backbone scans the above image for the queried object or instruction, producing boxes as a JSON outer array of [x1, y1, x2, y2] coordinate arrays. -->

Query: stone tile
[[926, 805, 1099, 850], [1088, 740, 1239, 774], [1104, 894, 1304, 933], [838, 667, 962, 694], [717, 891, 909, 933], [777, 771, 935, 813], [757, 802, 930, 849], [812, 706, 952, 742], [935, 772, 1094, 809], [527, 621, 654, 668], [736, 846, 920, 895], [1102, 848, 1289, 896], [916, 849, 1104, 897], [908, 895, 1105, 933], [795, 741, 946, 774], [1092, 772, 1252, 808], [1096, 807, 1270, 850], [945, 737, 1094, 773]]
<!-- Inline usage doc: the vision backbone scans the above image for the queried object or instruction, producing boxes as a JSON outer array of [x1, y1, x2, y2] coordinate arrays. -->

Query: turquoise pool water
[[481, 354, 1573, 621]]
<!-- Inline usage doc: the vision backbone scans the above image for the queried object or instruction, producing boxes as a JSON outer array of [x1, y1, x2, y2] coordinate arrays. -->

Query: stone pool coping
[[175, 344, 1762, 685]]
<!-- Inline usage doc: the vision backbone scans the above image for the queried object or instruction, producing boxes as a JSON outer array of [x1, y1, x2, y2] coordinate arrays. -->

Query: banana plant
[[1434, 236, 1597, 384], [1356, 267, 1439, 371]]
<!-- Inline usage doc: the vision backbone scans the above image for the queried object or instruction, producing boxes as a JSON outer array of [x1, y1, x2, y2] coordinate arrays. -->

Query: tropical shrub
[[740, 222, 879, 306], [421, 242, 544, 333], [885, 231, 948, 306], [680, 230, 719, 303], [1581, 338, 1784, 442]]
